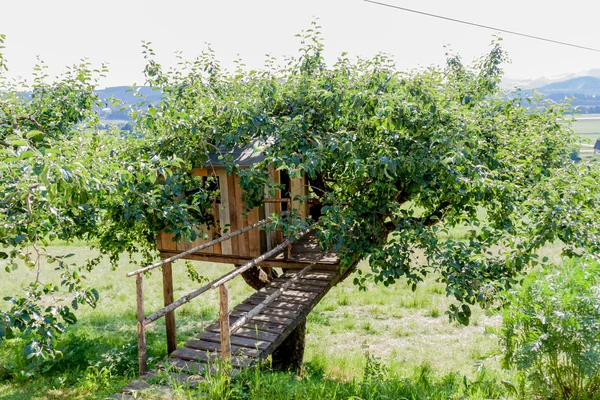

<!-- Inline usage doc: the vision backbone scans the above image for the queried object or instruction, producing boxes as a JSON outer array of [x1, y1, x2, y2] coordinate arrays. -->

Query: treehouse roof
[[207, 139, 266, 167]]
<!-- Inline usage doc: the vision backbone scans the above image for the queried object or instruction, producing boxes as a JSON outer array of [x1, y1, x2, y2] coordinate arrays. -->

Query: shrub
[[502, 258, 600, 399]]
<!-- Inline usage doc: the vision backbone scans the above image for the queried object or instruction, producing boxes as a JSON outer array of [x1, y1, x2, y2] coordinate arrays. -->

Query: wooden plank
[[205, 325, 278, 342], [227, 174, 239, 256], [198, 332, 270, 350], [234, 304, 300, 319], [233, 176, 249, 257], [243, 298, 310, 311], [158, 251, 340, 270], [136, 274, 147, 376], [158, 232, 177, 252], [211, 200, 222, 255], [146, 370, 205, 388], [170, 347, 253, 368], [247, 207, 260, 257], [229, 310, 294, 325], [205, 316, 286, 334], [192, 168, 208, 177], [258, 288, 318, 300], [218, 284, 231, 361], [185, 340, 261, 357], [162, 261, 177, 354], [281, 270, 337, 280], [274, 277, 329, 287], [268, 281, 325, 293], [160, 358, 216, 375], [215, 169, 232, 255], [255, 270, 344, 359], [247, 292, 314, 306]]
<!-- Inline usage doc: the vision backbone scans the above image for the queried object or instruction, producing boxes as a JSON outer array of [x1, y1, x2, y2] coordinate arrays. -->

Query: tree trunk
[[239, 265, 278, 290], [271, 318, 306, 374]]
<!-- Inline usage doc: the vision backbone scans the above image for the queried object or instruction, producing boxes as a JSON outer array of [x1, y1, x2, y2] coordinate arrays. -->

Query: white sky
[[2, 0, 600, 87]]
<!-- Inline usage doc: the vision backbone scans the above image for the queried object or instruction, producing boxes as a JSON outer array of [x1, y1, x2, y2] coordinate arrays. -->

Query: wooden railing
[[127, 205, 314, 376]]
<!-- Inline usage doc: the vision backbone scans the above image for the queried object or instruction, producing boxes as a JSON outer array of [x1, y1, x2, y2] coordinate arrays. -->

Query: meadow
[[573, 114, 600, 157], [0, 236, 568, 399]]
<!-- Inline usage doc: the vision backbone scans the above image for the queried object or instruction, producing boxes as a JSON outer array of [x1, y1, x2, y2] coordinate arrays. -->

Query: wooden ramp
[[116, 268, 342, 398]]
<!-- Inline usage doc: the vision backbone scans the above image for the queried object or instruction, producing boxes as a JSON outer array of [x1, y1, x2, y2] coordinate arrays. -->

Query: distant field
[[572, 114, 600, 157]]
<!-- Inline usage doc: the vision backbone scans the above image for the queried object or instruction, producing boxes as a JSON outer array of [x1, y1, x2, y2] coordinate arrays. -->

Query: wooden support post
[[136, 273, 147, 376], [219, 284, 232, 362], [286, 199, 292, 260], [162, 260, 177, 354]]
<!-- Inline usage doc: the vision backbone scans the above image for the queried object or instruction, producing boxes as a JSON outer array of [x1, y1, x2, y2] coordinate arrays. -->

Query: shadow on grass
[[0, 310, 204, 399]]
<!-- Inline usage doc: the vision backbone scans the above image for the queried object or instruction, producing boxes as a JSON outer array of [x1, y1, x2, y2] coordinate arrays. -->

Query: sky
[[2, 0, 600, 88]]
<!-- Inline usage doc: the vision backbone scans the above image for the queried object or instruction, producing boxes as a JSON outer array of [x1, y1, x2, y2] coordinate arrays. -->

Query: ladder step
[[234, 304, 301, 318], [205, 325, 278, 342], [229, 310, 294, 325], [170, 347, 253, 368], [198, 331, 270, 350], [185, 339, 261, 357]]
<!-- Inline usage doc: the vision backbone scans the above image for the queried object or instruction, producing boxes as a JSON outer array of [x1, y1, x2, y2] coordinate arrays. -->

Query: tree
[[136, 26, 598, 327], [1, 24, 599, 364]]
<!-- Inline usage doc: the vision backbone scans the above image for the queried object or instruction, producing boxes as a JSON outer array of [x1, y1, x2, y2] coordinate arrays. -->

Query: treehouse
[[156, 143, 339, 269], [124, 142, 346, 387]]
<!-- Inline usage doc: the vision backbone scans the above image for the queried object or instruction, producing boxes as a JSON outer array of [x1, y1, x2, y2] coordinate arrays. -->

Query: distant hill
[[96, 86, 161, 121], [532, 77, 600, 114], [537, 76, 600, 97]]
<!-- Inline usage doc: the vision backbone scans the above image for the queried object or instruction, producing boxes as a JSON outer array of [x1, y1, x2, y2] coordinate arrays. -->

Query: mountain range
[[97, 75, 600, 121]]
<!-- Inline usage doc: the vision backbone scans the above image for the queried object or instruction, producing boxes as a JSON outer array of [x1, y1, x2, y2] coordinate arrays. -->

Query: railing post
[[218, 283, 232, 362], [136, 273, 147, 376], [162, 259, 177, 354], [286, 199, 292, 260]]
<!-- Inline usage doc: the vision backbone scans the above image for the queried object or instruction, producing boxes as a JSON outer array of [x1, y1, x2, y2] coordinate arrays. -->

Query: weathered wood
[[247, 207, 260, 257], [207, 325, 278, 342], [216, 169, 232, 255], [229, 262, 315, 336], [205, 316, 286, 334], [227, 173, 239, 255], [258, 288, 317, 300], [170, 347, 252, 368], [185, 339, 261, 357], [145, 237, 297, 325], [243, 298, 311, 311], [229, 310, 294, 325], [275, 277, 329, 287], [219, 284, 232, 362], [198, 331, 270, 350], [209, 234, 303, 289], [283, 269, 338, 278], [234, 303, 301, 319], [136, 274, 147, 376], [128, 217, 274, 277], [162, 261, 177, 354], [268, 281, 324, 293], [160, 358, 216, 375], [157, 251, 339, 269]]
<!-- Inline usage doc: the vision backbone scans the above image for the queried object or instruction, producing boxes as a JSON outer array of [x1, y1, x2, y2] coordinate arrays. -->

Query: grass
[[0, 241, 518, 399], [572, 114, 600, 158], [3, 218, 568, 398]]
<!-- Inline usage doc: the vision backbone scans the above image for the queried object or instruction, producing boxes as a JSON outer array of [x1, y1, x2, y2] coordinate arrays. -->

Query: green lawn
[[0, 240, 518, 399], [573, 114, 600, 158]]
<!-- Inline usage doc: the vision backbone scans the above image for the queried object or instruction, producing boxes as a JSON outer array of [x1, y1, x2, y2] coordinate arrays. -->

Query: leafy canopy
[[1, 24, 599, 361]]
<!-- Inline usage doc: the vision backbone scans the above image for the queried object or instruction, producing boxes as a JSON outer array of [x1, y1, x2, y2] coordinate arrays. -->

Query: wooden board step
[[115, 259, 344, 398]]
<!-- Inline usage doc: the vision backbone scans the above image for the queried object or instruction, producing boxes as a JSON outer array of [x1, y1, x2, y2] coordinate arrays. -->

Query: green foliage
[[502, 258, 600, 399], [1, 20, 599, 366]]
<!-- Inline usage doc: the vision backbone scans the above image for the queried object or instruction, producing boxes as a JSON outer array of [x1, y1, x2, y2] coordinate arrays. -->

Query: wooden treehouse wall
[[156, 166, 309, 258]]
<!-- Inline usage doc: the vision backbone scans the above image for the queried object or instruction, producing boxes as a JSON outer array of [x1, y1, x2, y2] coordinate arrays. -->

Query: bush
[[502, 258, 600, 399]]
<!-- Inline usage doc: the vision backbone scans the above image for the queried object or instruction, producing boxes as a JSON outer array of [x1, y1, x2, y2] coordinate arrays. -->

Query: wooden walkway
[[116, 268, 343, 398]]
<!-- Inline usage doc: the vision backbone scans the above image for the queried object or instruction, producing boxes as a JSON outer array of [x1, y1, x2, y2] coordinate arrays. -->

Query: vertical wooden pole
[[286, 199, 292, 260], [162, 260, 177, 354], [218, 284, 232, 362], [136, 273, 147, 376]]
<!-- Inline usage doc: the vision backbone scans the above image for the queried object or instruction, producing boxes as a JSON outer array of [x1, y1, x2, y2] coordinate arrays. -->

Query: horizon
[[2, 0, 600, 88]]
